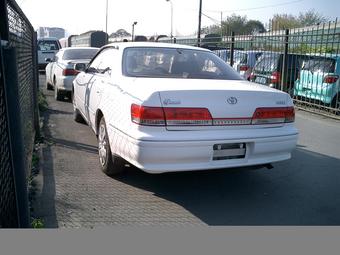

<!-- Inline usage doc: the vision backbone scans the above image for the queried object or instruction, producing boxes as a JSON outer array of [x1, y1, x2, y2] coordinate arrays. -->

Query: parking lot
[[33, 73, 340, 227]]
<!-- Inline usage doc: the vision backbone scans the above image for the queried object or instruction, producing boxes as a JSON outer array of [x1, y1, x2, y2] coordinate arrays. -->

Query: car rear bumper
[[56, 76, 75, 92], [108, 126, 298, 173]]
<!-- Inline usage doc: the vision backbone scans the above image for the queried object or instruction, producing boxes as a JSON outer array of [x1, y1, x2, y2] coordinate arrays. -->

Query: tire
[[98, 117, 125, 176], [54, 86, 62, 101], [72, 91, 84, 123], [53, 77, 62, 101], [46, 80, 53, 90]]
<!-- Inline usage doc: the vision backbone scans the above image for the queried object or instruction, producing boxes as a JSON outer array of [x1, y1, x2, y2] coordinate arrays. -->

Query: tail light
[[270, 71, 281, 84], [131, 104, 295, 126], [131, 104, 165, 126], [164, 108, 212, 126], [323, 75, 339, 84], [63, 68, 79, 76], [131, 104, 212, 126], [252, 107, 295, 124], [239, 65, 249, 71]]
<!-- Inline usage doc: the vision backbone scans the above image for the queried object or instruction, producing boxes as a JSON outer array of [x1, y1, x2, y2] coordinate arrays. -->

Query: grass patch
[[38, 90, 48, 112], [31, 218, 44, 228]]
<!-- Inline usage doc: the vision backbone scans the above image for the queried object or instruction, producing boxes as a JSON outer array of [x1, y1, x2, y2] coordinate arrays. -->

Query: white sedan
[[72, 42, 298, 175], [45, 47, 98, 100]]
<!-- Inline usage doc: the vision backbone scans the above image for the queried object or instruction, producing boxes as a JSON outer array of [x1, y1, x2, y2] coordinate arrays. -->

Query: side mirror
[[45, 58, 53, 62], [75, 63, 87, 72]]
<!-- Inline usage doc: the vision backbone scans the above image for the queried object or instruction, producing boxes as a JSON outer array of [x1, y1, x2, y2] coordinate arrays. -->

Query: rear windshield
[[302, 57, 336, 73], [122, 47, 242, 80], [38, 40, 60, 51], [254, 53, 280, 72], [62, 48, 98, 60]]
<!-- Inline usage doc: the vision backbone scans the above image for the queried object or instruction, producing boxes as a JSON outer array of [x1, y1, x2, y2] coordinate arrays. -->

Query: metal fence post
[[32, 31, 40, 138], [281, 29, 289, 91], [230, 31, 235, 67]]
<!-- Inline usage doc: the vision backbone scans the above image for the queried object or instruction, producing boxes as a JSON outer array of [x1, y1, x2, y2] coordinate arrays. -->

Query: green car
[[294, 55, 340, 109]]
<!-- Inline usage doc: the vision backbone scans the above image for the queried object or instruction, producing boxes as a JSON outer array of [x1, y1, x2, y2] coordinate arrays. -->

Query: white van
[[37, 37, 61, 70]]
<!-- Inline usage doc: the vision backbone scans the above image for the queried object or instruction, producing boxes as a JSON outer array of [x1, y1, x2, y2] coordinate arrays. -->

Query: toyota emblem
[[227, 97, 238, 105]]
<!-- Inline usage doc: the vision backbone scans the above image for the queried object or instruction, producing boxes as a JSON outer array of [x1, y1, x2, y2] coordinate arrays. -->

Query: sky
[[18, 0, 340, 37]]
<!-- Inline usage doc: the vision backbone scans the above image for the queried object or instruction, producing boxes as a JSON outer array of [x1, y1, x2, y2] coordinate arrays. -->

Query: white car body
[[45, 47, 98, 100], [72, 42, 298, 174]]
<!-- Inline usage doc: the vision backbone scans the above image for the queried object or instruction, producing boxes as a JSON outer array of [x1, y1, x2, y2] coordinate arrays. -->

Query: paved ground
[[33, 74, 340, 227]]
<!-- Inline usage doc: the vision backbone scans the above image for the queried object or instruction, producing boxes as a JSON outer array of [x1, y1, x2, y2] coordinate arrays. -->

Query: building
[[37, 27, 65, 39]]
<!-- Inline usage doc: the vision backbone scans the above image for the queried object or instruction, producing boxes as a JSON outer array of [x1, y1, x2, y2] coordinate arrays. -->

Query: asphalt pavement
[[33, 74, 340, 227]]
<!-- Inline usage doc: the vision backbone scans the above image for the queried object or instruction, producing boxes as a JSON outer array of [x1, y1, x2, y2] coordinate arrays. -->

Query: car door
[[75, 51, 106, 121], [49, 51, 61, 86], [87, 49, 116, 129]]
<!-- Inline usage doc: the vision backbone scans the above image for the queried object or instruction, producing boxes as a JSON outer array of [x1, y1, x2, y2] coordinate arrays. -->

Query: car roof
[[37, 37, 59, 41], [61, 47, 99, 50], [103, 42, 211, 52]]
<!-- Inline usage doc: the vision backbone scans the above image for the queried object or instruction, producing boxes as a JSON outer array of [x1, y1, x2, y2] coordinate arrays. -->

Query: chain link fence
[[0, 0, 39, 228]]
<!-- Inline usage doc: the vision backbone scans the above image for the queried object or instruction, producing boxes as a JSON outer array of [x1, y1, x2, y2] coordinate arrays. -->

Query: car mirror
[[45, 58, 53, 62], [75, 63, 87, 72]]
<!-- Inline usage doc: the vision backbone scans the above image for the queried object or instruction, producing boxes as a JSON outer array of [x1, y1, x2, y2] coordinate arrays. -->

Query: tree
[[271, 14, 300, 30], [270, 10, 329, 31], [201, 14, 266, 36], [244, 20, 266, 34], [109, 29, 131, 38], [298, 9, 327, 26]]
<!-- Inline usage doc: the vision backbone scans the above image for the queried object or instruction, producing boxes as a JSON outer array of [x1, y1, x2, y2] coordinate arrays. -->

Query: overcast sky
[[18, 0, 340, 37]]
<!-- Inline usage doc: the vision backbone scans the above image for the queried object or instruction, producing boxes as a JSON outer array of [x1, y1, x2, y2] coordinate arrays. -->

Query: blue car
[[294, 55, 340, 109]]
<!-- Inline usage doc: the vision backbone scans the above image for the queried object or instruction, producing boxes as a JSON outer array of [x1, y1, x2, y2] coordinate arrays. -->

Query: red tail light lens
[[131, 104, 212, 126], [63, 69, 79, 76], [270, 71, 281, 84], [131, 104, 165, 126], [323, 75, 339, 84], [131, 105, 295, 126], [164, 108, 212, 126], [239, 65, 249, 71], [252, 107, 295, 124]]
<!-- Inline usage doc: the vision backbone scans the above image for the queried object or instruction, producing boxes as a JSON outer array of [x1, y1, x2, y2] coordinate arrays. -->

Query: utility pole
[[105, 0, 108, 35], [220, 11, 223, 37], [197, 0, 202, 46]]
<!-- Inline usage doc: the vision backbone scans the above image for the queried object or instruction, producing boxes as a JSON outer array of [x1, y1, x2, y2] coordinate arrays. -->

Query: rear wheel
[[72, 90, 84, 123], [54, 77, 62, 101], [46, 80, 53, 90], [98, 117, 125, 176], [54, 86, 62, 101]]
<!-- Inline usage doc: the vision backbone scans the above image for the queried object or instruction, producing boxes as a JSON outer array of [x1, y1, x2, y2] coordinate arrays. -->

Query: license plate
[[255, 76, 267, 84], [213, 143, 246, 160]]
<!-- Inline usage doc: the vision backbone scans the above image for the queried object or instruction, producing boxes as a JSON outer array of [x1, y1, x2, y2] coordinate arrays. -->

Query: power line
[[205, 0, 303, 13], [201, 12, 220, 25]]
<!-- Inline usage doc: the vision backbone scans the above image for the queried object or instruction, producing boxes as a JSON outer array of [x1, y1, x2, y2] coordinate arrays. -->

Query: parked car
[[294, 55, 340, 109], [72, 42, 298, 175], [37, 37, 62, 70], [232, 50, 264, 80], [45, 47, 99, 100], [250, 52, 308, 94]]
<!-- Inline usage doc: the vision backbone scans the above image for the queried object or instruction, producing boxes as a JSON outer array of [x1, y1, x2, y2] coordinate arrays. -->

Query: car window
[[302, 57, 336, 73], [254, 53, 280, 72], [38, 40, 60, 51], [234, 52, 247, 64], [123, 47, 242, 80], [62, 49, 98, 60]]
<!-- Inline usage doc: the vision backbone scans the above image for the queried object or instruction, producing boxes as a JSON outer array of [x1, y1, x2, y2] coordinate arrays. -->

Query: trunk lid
[[124, 78, 290, 130]]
